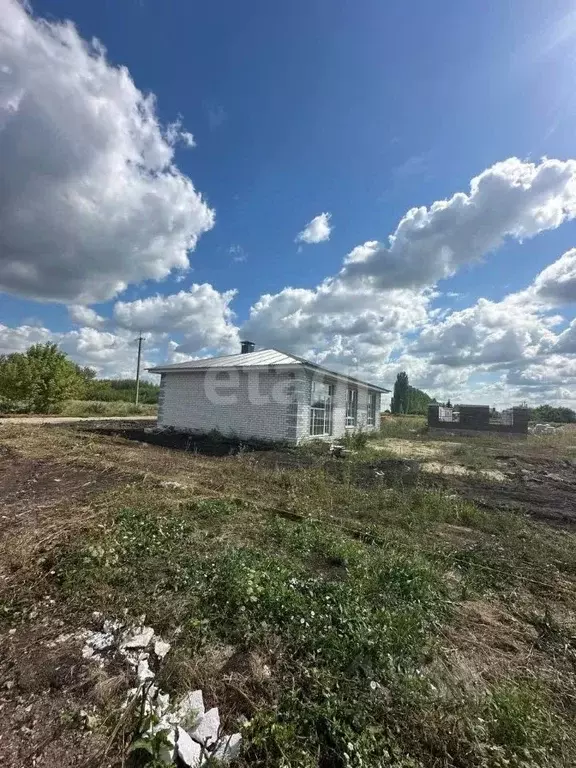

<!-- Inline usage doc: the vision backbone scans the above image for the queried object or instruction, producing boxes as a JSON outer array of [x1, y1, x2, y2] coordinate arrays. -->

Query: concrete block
[[177, 726, 203, 767], [177, 690, 205, 730], [213, 732, 242, 763], [190, 707, 220, 747]]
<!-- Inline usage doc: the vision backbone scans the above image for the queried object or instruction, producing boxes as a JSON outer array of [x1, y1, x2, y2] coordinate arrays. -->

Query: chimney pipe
[[240, 340, 255, 354]]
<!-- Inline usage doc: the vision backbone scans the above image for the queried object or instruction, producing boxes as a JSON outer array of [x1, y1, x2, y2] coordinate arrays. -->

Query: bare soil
[[0, 624, 110, 768], [0, 445, 120, 540], [448, 455, 576, 527], [79, 425, 576, 527]]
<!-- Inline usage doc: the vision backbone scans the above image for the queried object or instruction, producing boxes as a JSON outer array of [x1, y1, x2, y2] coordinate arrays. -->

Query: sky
[[2, 0, 576, 407]]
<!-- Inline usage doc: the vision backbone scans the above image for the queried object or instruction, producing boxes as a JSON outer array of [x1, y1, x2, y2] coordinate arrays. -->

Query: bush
[[0, 343, 85, 413], [339, 429, 370, 450]]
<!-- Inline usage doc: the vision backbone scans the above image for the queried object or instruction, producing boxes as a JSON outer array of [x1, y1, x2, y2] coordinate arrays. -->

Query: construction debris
[[529, 423, 559, 435], [80, 617, 242, 766]]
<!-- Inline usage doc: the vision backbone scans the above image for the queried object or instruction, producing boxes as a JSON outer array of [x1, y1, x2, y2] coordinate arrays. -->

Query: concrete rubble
[[529, 423, 559, 435], [80, 616, 242, 766]]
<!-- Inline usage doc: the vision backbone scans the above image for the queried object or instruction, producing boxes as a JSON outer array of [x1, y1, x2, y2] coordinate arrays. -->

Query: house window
[[310, 381, 334, 436], [367, 392, 377, 427], [345, 388, 358, 427]]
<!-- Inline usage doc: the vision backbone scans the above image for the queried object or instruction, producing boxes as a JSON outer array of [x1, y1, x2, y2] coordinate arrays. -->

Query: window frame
[[367, 391, 377, 427], [345, 387, 358, 428], [309, 381, 334, 436]]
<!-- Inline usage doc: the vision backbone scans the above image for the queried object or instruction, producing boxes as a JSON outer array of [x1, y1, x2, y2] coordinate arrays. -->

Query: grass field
[[57, 399, 158, 417], [1, 420, 576, 767], [0, 400, 158, 418]]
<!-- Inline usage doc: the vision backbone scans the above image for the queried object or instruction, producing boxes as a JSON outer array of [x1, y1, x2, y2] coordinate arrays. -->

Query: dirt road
[[0, 415, 155, 425]]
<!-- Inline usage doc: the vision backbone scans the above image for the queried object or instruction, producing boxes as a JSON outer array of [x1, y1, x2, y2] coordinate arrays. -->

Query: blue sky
[[2, 0, 576, 405]]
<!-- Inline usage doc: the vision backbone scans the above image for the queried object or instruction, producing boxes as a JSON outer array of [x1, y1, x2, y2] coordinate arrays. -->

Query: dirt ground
[[85, 425, 576, 527], [448, 454, 576, 527], [1, 422, 576, 767], [0, 445, 120, 541]]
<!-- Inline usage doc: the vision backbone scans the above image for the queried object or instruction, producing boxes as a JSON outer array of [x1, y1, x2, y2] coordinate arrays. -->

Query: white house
[[148, 342, 389, 444]]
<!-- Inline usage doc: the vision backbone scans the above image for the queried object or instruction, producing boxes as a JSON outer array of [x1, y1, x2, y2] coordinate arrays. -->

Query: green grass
[[57, 399, 157, 417], [48, 489, 575, 767], [4, 423, 576, 767], [379, 414, 427, 438]]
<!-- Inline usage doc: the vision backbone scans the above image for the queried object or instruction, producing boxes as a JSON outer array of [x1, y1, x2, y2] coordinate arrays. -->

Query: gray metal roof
[[148, 349, 299, 371], [148, 348, 390, 393]]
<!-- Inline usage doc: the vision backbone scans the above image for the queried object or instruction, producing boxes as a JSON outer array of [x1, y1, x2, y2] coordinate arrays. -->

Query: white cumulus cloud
[[531, 247, 576, 305], [341, 157, 576, 289], [0, 0, 214, 303], [296, 212, 332, 244], [68, 305, 106, 329], [113, 284, 240, 354]]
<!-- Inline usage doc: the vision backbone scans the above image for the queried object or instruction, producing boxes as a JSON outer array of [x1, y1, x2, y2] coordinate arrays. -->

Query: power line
[[135, 332, 144, 405]]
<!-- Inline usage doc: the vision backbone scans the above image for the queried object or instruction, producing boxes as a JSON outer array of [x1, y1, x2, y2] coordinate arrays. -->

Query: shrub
[[339, 429, 370, 450]]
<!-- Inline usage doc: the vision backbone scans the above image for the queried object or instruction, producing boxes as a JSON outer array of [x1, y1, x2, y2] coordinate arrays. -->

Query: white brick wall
[[158, 369, 299, 442], [157, 367, 381, 444], [294, 370, 380, 443]]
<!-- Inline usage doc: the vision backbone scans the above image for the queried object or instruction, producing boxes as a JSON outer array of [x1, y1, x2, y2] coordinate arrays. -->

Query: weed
[[57, 399, 157, 417], [4, 422, 576, 766], [379, 415, 427, 439], [339, 429, 370, 450]]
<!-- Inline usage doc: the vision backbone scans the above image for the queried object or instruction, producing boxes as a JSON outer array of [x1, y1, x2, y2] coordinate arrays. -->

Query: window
[[309, 381, 334, 436], [367, 391, 377, 427], [345, 388, 358, 427]]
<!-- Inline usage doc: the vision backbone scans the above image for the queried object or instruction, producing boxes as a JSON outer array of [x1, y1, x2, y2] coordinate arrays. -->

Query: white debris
[[176, 726, 203, 767], [88, 631, 115, 652], [529, 422, 559, 435], [176, 689, 204, 729], [120, 625, 155, 650], [137, 656, 155, 683], [103, 618, 123, 634], [82, 629, 115, 659], [157, 692, 171, 713], [213, 732, 242, 763], [71, 616, 242, 766], [190, 707, 220, 748], [154, 639, 171, 659]]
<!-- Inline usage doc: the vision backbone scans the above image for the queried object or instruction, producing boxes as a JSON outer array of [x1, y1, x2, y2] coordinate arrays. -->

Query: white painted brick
[[158, 368, 381, 445]]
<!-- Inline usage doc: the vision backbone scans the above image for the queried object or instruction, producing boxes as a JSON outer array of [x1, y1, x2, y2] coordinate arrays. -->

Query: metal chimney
[[240, 340, 255, 354]]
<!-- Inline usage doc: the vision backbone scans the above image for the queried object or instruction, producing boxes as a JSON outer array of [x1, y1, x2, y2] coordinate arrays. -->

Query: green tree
[[0, 353, 33, 409], [390, 371, 410, 414], [531, 404, 576, 424], [0, 343, 85, 413], [407, 385, 436, 415]]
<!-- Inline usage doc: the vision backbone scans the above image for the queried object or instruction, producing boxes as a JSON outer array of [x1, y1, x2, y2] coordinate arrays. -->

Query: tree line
[[0, 343, 159, 413], [529, 404, 576, 424], [389, 372, 576, 423], [390, 371, 436, 415]]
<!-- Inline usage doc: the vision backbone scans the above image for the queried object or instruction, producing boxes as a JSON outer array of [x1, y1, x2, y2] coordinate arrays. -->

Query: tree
[[390, 372, 410, 414], [407, 385, 436, 415], [0, 343, 85, 413], [390, 372, 436, 415], [530, 404, 576, 424]]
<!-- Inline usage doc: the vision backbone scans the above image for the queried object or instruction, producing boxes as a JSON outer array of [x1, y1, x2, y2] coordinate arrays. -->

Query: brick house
[[148, 342, 389, 444]]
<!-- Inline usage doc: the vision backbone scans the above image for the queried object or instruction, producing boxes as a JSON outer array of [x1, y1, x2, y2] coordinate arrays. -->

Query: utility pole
[[135, 332, 144, 405]]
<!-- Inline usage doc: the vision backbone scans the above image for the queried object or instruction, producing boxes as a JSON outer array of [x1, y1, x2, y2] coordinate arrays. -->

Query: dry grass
[[57, 399, 157, 417], [1, 423, 576, 767]]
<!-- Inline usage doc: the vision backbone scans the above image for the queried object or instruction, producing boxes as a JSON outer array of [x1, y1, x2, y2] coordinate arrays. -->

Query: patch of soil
[[442, 455, 576, 528], [84, 425, 284, 457], [0, 452, 120, 541], [0, 622, 113, 768]]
